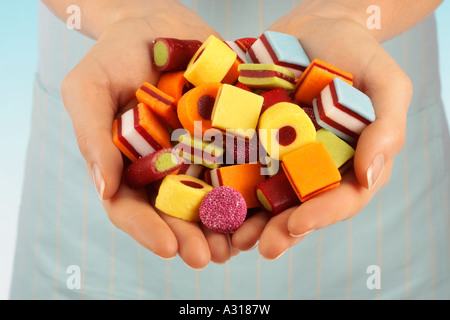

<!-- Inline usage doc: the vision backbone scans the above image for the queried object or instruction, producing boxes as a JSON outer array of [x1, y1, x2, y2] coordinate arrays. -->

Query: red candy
[[152, 38, 203, 72], [255, 170, 300, 215], [260, 88, 293, 114], [124, 148, 183, 189]]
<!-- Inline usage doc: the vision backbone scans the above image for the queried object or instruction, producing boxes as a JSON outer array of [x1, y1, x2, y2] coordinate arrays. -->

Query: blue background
[[0, 1, 449, 299]]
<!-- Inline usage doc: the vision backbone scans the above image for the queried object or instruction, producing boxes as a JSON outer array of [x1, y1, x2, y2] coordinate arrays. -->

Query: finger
[[287, 160, 393, 238], [61, 62, 124, 201], [258, 207, 302, 260], [231, 211, 270, 251], [201, 226, 232, 264], [353, 51, 412, 190], [159, 213, 211, 270], [104, 182, 178, 259]]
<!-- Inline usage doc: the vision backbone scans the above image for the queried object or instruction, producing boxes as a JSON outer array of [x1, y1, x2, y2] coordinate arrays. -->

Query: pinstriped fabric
[[9, 0, 450, 300]]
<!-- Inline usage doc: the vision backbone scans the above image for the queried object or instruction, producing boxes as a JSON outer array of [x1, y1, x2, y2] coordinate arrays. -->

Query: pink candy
[[199, 186, 247, 233]]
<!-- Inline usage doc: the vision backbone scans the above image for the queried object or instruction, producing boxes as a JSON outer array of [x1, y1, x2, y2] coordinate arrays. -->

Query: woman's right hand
[[61, 1, 236, 269]]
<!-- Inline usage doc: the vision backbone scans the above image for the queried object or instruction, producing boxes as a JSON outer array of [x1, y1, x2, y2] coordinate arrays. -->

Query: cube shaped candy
[[136, 82, 181, 130], [282, 141, 341, 202], [211, 84, 263, 140], [184, 35, 237, 87], [238, 63, 296, 91], [258, 102, 316, 160], [156, 71, 191, 104], [155, 174, 213, 222], [313, 78, 375, 144], [112, 103, 172, 162], [294, 59, 353, 106], [315, 128, 355, 174], [206, 163, 266, 208], [176, 132, 224, 169], [246, 31, 310, 78]]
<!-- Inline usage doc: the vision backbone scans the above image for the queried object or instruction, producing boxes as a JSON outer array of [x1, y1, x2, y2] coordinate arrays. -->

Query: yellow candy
[[238, 63, 296, 90], [258, 102, 316, 160], [184, 35, 237, 87], [155, 175, 213, 222], [211, 84, 264, 140], [315, 128, 355, 173]]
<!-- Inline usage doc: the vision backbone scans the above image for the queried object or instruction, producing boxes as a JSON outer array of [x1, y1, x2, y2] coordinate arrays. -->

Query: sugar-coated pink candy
[[199, 186, 247, 234]]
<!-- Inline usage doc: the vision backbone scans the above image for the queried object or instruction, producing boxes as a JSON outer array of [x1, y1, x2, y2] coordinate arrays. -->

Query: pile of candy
[[112, 31, 375, 234]]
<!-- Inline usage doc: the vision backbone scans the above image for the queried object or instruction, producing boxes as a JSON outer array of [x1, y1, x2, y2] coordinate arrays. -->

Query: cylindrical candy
[[258, 102, 316, 160], [152, 37, 202, 72], [155, 174, 213, 222], [255, 170, 300, 216], [177, 82, 223, 137], [124, 148, 183, 189], [184, 35, 237, 87]]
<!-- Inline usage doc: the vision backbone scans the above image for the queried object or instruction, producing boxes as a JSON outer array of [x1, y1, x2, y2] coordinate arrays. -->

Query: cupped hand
[[249, 4, 413, 259], [61, 3, 233, 269]]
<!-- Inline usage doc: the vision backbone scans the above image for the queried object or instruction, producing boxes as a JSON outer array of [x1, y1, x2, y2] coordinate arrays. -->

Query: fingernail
[[367, 153, 385, 191], [92, 163, 105, 201], [263, 249, 287, 261], [290, 228, 315, 238], [249, 240, 259, 251]]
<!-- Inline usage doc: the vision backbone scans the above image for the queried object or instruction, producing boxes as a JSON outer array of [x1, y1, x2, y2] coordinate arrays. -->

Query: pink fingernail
[[367, 153, 384, 191], [290, 228, 315, 238], [92, 163, 105, 201]]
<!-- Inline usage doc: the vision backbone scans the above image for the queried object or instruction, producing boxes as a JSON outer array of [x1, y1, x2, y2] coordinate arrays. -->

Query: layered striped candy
[[294, 59, 353, 106], [112, 103, 172, 162], [176, 133, 224, 169], [313, 78, 375, 144], [238, 63, 296, 91], [136, 82, 181, 130], [225, 40, 249, 64], [246, 31, 310, 78]]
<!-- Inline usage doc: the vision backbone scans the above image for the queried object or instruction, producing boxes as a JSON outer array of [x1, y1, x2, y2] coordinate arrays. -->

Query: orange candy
[[281, 141, 341, 202], [293, 59, 353, 106], [157, 71, 190, 104], [136, 82, 182, 131], [112, 103, 172, 162], [207, 162, 266, 208], [177, 82, 223, 137], [221, 58, 241, 85]]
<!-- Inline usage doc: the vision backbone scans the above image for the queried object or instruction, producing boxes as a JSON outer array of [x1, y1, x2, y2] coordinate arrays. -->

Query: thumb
[[61, 68, 124, 201], [353, 57, 412, 191]]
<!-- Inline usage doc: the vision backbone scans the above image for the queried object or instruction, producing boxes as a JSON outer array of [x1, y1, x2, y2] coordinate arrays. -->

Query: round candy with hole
[[155, 175, 213, 222], [258, 102, 316, 160], [177, 82, 223, 137]]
